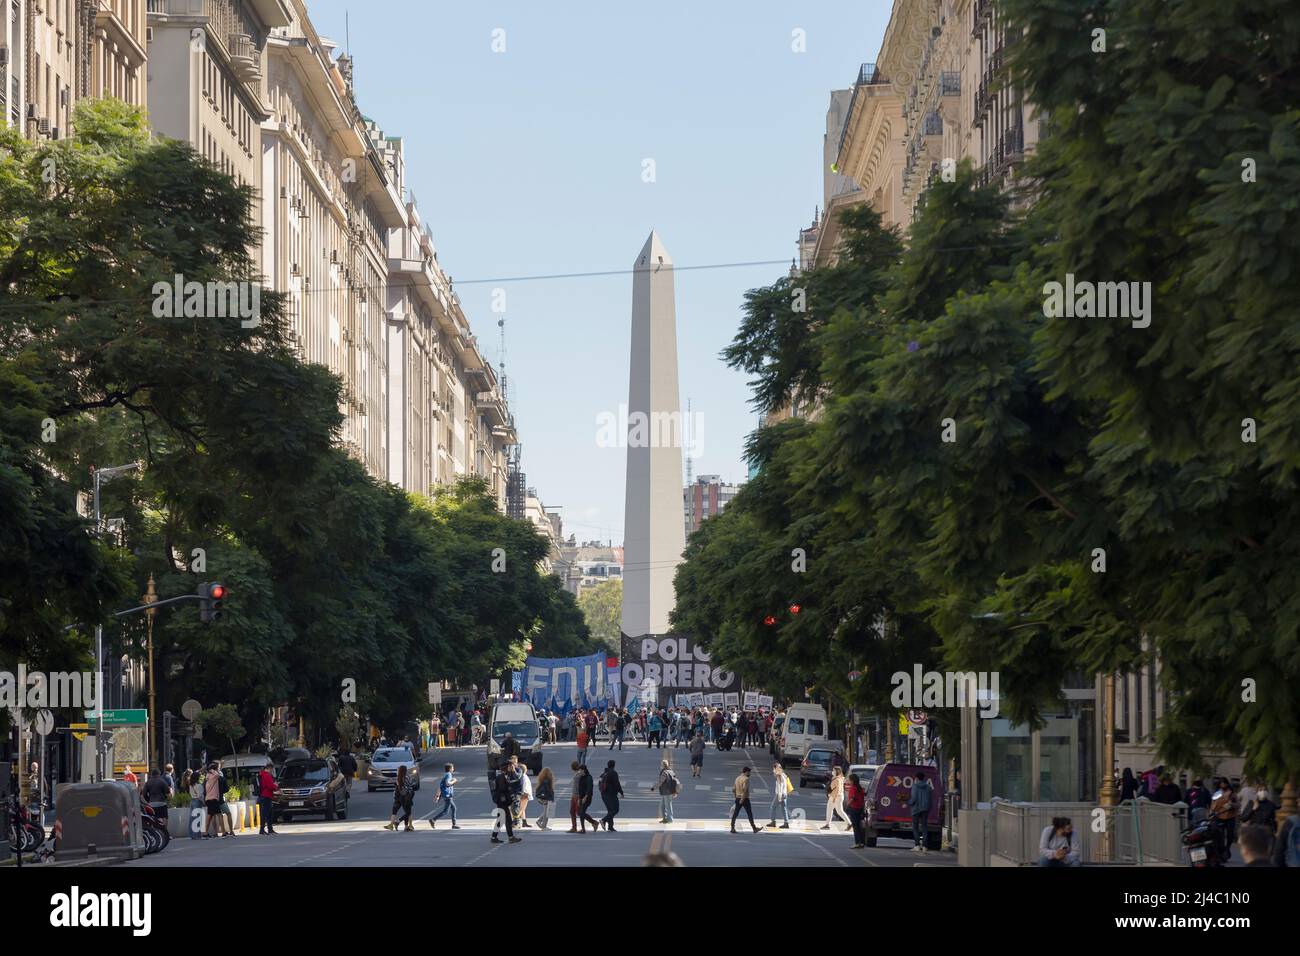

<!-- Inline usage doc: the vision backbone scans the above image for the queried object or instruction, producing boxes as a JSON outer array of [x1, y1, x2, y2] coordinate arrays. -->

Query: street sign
[[33, 710, 54, 736], [181, 699, 202, 720], [428, 683, 442, 706], [489, 679, 500, 696], [85, 709, 147, 724]]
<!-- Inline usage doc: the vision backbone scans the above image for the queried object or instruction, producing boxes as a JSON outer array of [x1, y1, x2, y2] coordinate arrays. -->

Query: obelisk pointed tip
[[635, 230, 672, 268]]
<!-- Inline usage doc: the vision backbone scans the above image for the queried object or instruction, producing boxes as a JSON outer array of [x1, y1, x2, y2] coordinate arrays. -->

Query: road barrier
[[987, 799, 1186, 865]]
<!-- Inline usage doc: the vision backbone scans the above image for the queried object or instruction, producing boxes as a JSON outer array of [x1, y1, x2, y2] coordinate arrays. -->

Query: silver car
[[366, 746, 420, 792]]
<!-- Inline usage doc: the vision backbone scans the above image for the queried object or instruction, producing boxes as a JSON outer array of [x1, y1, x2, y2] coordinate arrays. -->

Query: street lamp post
[[91, 461, 141, 781]]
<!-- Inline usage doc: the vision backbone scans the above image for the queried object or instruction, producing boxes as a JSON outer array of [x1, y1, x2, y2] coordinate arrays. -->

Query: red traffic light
[[763, 615, 777, 627], [789, 604, 801, 614], [209, 584, 226, 601]]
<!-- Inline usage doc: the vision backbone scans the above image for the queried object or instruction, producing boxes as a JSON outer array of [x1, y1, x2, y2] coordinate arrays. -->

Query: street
[[134, 741, 956, 868]]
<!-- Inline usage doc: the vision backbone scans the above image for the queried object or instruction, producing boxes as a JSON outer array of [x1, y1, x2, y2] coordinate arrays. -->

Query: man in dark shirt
[[336, 749, 358, 796], [142, 768, 173, 823]]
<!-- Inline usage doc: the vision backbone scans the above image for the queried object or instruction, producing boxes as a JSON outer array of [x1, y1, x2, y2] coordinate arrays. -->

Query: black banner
[[618, 632, 740, 705]]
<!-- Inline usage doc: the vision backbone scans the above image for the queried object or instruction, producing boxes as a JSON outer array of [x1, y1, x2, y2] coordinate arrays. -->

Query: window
[[787, 718, 805, 734], [807, 719, 824, 736]]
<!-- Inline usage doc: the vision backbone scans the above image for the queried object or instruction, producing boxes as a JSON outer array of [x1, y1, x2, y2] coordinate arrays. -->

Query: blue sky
[[306, 0, 889, 543]]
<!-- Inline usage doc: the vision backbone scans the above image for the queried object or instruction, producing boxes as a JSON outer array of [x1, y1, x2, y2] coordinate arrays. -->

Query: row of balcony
[[975, 125, 1026, 188]]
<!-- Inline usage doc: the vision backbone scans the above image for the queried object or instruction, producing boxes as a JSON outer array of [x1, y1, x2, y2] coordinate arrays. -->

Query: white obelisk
[[621, 231, 686, 639]]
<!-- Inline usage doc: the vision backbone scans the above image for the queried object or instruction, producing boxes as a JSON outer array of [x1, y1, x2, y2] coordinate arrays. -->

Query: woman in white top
[[517, 765, 535, 826], [822, 766, 851, 831]]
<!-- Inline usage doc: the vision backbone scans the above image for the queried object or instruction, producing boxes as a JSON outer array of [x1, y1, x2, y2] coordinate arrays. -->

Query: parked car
[[768, 716, 785, 756], [487, 702, 544, 774], [774, 703, 828, 765], [862, 762, 943, 849], [272, 757, 349, 821], [366, 747, 420, 792], [216, 754, 274, 793], [798, 742, 846, 788], [847, 764, 881, 793]]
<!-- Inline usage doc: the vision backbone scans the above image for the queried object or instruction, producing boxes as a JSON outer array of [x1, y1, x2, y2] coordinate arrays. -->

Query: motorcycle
[[1182, 815, 1228, 867], [6, 793, 49, 859], [140, 799, 172, 855]]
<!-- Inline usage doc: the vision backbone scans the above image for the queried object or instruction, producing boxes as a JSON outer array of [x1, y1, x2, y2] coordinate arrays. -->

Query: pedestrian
[[576, 725, 589, 766], [647, 710, 663, 749], [1272, 807, 1300, 867], [547, 711, 558, 744], [215, 761, 235, 837], [501, 731, 520, 763], [1185, 778, 1212, 819], [337, 748, 358, 797], [767, 762, 792, 829], [1119, 767, 1138, 802], [122, 764, 139, 788], [598, 759, 624, 831], [1238, 824, 1274, 866], [747, 713, 759, 749], [203, 762, 223, 839], [822, 766, 851, 831], [845, 772, 867, 848], [1210, 779, 1239, 853], [611, 710, 626, 750], [688, 731, 706, 778], [1153, 773, 1182, 805], [455, 710, 466, 747], [471, 710, 483, 745], [571, 761, 600, 833], [184, 769, 204, 839], [585, 708, 599, 743], [906, 771, 934, 852], [429, 762, 460, 829], [384, 765, 416, 832], [256, 762, 279, 835], [534, 767, 555, 830], [652, 759, 680, 823], [517, 761, 534, 827], [490, 760, 522, 844], [730, 766, 760, 833], [142, 768, 172, 828], [1038, 817, 1081, 867], [1239, 785, 1277, 831], [162, 763, 177, 793], [430, 714, 441, 747]]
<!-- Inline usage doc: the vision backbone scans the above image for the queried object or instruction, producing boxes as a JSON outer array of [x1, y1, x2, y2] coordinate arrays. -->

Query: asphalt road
[[133, 737, 957, 867]]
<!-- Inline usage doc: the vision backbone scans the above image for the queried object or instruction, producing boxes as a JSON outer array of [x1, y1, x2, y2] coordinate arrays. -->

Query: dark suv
[[273, 757, 349, 821]]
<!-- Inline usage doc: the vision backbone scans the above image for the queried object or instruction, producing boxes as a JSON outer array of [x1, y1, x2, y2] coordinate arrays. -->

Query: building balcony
[[228, 34, 262, 83], [857, 62, 887, 86], [972, 0, 994, 38]]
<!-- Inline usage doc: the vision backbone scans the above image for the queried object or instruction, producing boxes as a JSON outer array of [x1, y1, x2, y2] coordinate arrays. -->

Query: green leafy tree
[[196, 703, 246, 758], [576, 578, 622, 652]]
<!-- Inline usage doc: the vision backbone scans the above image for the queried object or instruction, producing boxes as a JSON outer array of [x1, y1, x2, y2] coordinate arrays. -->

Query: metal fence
[[989, 799, 1187, 865]]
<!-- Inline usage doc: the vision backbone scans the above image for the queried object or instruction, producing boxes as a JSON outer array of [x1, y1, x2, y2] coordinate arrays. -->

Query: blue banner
[[521, 653, 610, 710]]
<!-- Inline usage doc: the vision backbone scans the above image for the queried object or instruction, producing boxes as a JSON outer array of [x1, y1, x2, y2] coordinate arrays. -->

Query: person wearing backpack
[[652, 759, 680, 823], [490, 762, 522, 845], [598, 759, 624, 831], [429, 762, 460, 829]]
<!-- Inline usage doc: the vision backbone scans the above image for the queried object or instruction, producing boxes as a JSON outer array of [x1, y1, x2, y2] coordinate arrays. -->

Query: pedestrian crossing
[[268, 817, 859, 836]]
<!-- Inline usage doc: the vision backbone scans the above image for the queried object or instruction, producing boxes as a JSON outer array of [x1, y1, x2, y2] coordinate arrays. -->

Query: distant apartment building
[[556, 541, 623, 598], [683, 474, 740, 539], [1, 0, 146, 139], [146, 0, 514, 501], [523, 489, 563, 574]]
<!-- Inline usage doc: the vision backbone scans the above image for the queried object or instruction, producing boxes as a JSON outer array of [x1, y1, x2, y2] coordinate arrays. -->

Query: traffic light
[[789, 603, 802, 615], [198, 582, 227, 623], [763, 615, 777, 627]]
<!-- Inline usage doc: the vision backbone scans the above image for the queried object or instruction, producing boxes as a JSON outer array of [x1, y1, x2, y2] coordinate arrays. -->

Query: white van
[[487, 701, 544, 774], [775, 703, 828, 765]]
